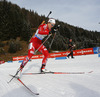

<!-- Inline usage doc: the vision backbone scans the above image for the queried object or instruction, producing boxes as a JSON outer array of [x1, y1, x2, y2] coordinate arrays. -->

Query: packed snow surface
[[0, 54, 100, 97]]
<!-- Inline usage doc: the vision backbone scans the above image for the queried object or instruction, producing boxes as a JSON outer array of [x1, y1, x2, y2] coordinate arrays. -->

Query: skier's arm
[[38, 25, 49, 35]]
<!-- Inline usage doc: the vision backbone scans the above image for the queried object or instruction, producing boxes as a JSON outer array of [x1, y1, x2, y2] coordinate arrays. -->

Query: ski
[[9, 74, 39, 95], [7, 68, 21, 83], [22, 71, 85, 75]]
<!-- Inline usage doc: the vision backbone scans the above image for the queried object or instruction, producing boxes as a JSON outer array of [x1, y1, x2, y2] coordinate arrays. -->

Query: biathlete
[[20, 18, 56, 72]]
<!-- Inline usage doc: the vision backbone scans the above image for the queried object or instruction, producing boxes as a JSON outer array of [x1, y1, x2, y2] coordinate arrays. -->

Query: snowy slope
[[0, 54, 100, 97]]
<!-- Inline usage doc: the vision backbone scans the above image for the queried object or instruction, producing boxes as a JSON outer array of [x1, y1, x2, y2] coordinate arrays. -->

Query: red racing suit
[[21, 24, 51, 68]]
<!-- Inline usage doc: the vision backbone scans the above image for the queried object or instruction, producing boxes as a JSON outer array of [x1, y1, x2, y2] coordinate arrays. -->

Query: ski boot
[[41, 64, 46, 73]]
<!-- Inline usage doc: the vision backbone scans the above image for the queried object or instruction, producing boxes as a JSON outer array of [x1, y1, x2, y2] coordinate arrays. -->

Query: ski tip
[[36, 93, 39, 95]]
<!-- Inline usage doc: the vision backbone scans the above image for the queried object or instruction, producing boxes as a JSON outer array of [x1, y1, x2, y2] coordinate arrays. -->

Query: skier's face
[[48, 23, 55, 29]]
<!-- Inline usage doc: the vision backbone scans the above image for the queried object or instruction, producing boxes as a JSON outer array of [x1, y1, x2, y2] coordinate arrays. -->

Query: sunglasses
[[51, 24, 54, 27]]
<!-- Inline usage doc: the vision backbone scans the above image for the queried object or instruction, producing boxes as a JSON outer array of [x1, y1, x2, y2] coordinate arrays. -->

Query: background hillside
[[0, 0, 100, 61]]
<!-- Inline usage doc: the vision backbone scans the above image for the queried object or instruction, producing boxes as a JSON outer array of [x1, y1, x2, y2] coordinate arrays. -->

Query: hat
[[48, 18, 56, 24]]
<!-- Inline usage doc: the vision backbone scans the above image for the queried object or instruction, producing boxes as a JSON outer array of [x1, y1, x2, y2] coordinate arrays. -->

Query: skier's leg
[[38, 45, 49, 72], [20, 42, 35, 71], [71, 50, 74, 58], [67, 52, 71, 58]]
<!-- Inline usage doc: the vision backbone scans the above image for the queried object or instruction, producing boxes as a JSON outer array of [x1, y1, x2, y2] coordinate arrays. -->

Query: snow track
[[0, 54, 100, 97]]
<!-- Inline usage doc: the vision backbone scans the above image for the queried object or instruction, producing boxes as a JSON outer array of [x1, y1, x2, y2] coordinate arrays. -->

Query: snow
[[0, 54, 100, 97]]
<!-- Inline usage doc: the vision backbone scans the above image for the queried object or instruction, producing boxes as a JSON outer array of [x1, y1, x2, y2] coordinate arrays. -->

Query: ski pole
[[34, 34, 52, 54], [48, 33, 56, 52], [8, 34, 52, 83], [7, 68, 21, 83], [48, 25, 60, 52], [8, 11, 52, 83]]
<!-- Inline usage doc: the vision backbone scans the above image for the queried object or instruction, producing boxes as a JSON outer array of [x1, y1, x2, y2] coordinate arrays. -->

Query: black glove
[[53, 28, 58, 33], [49, 29, 57, 34], [50, 25, 60, 34], [54, 25, 60, 29]]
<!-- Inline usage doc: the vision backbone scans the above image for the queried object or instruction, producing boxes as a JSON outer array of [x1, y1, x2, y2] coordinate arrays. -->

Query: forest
[[0, 0, 100, 61]]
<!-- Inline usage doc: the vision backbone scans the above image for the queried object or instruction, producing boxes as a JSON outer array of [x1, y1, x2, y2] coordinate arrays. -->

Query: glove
[[53, 28, 58, 33], [50, 25, 60, 34], [49, 29, 57, 34], [54, 25, 60, 29]]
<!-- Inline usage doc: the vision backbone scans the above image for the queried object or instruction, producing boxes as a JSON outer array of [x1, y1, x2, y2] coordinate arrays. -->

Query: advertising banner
[[93, 47, 99, 54], [0, 60, 5, 64], [73, 48, 94, 55], [98, 47, 100, 53], [13, 48, 95, 61]]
